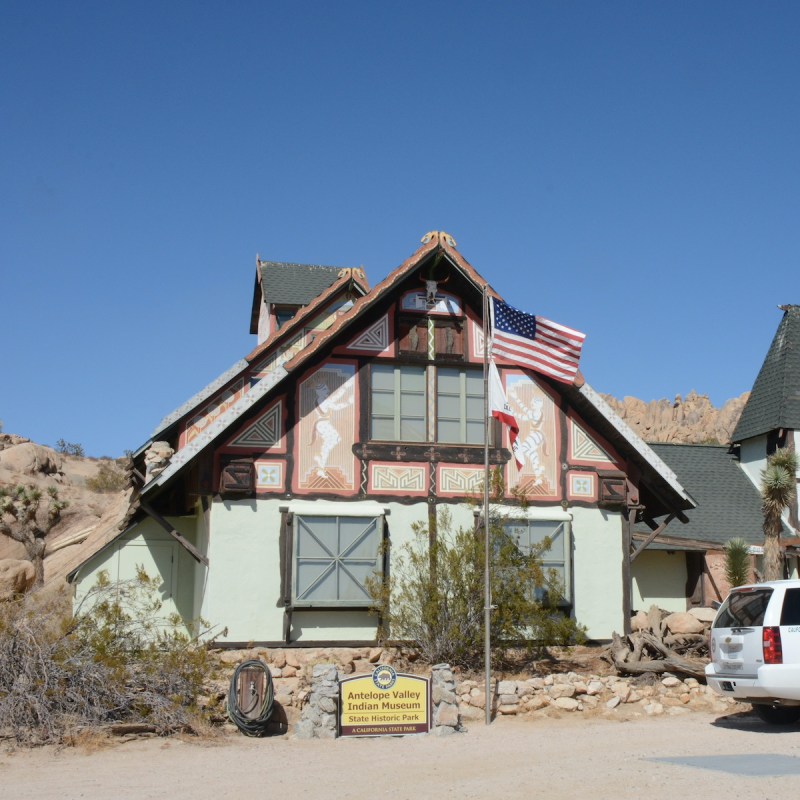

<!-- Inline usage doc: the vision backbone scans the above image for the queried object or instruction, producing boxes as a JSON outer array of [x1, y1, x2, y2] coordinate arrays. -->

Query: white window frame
[[503, 518, 572, 606]]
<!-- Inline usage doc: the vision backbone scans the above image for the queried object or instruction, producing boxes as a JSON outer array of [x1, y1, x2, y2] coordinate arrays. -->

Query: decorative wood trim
[[354, 442, 508, 465], [279, 507, 294, 643]]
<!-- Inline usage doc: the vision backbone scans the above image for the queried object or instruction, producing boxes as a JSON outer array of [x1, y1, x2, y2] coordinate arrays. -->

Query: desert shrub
[[370, 508, 584, 669], [55, 439, 85, 457], [0, 572, 217, 745], [86, 460, 127, 493]]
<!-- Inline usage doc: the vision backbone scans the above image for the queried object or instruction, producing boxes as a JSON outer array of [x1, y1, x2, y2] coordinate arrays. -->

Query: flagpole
[[482, 285, 492, 726]]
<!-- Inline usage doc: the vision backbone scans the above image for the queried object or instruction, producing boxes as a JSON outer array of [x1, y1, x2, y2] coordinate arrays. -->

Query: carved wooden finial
[[420, 231, 457, 247], [338, 267, 368, 283]]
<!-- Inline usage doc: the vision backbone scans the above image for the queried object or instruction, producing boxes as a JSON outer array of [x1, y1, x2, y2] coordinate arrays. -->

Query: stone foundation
[[208, 647, 742, 735]]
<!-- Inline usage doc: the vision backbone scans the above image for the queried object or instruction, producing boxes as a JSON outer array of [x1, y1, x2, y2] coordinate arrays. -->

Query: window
[[275, 307, 297, 329], [370, 364, 485, 444], [370, 365, 426, 441], [293, 515, 383, 606], [714, 588, 773, 628], [503, 519, 571, 605], [437, 367, 484, 444]]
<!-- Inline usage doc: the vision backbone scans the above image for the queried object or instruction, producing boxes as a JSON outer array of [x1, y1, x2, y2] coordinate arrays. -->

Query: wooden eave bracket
[[140, 501, 209, 566], [630, 511, 677, 562]]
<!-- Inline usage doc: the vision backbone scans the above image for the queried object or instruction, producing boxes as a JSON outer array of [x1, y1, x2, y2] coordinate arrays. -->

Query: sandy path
[[2, 711, 799, 800]]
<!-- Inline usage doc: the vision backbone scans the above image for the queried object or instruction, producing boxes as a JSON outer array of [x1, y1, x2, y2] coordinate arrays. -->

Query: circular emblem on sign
[[372, 664, 397, 691]]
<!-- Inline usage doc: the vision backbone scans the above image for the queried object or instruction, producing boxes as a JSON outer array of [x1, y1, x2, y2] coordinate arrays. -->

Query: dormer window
[[274, 307, 298, 329]]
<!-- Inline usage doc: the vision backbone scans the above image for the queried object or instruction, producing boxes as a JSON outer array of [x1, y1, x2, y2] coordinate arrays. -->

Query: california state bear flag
[[489, 360, 523, 470]]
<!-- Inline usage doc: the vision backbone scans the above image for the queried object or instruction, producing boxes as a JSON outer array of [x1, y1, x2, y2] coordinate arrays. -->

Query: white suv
[[706, 580, 800, 724]]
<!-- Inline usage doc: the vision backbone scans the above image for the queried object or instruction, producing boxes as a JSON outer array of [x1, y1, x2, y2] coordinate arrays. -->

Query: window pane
[[400, 368, 426, 391], [400, 417, 426, 441], [371, 391, 394, 416], [438, 420, 461, 443], [400, 392, 425, 416], [438, 395, 460, 418], [466, 396, 483, 420], [465, 371, 483, 394], [466, 420, 484, 444], [437, 368, 461, 393], [782, 589, 800, 626], [371, 365, 395, 390], [372, 418, 395, 440], [715, 589, 773, 627]]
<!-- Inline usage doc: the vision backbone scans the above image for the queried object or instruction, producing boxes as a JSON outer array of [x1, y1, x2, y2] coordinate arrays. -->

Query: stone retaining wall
[[209, 646, 741, 732]]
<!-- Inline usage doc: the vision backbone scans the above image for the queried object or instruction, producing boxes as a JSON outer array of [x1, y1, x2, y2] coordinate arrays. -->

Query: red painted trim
[[566, 410, 623, 469]]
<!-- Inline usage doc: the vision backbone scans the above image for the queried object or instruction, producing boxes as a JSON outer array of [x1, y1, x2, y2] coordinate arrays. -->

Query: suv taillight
[[763, 626, 783, 665]]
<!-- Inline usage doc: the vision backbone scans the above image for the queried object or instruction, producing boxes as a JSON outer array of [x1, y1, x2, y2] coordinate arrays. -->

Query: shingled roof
[[259, 262, 345, 306], [732, 305, 800, 442], [645, 443, 767, 547]]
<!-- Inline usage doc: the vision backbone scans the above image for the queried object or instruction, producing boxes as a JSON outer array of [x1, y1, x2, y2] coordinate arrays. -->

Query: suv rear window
[[714, 588, 773, 628], [781, 588, 800, 625]]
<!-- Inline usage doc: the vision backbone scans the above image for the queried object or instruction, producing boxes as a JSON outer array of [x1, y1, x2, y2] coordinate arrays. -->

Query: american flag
[[490, 298, 586, 384]]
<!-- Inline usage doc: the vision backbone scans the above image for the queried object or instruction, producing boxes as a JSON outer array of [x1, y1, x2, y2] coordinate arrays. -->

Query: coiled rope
[[227, 659, 275, 736]]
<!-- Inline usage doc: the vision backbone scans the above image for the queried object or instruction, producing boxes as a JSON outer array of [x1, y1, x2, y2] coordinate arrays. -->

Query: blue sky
[[2, 2, 798, 457]]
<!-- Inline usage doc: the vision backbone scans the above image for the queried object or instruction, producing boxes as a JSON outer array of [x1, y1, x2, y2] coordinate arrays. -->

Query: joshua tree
[[761, 448, 798, 582], [0, 485, 67, 586]]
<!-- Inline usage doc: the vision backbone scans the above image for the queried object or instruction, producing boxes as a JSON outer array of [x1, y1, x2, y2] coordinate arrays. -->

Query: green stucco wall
[[570, 506, 623, 640], [631, 550, 688, 613], [80, 498, 634, 644], [73, 516, 201, 633]]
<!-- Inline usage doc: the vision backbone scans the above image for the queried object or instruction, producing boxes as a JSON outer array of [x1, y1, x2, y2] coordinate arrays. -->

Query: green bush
[[0, 571, 217, 745], [86, 460, 127, 493], [370, 507, 584, 669]]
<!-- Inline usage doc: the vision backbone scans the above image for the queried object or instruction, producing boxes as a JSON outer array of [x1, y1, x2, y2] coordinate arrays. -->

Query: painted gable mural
[[296, 363, 358, 493], [505, 372, 559, 499]]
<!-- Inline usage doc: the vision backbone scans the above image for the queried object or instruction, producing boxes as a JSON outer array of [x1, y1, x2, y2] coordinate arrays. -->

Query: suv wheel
[[754, 704, 800, 725]]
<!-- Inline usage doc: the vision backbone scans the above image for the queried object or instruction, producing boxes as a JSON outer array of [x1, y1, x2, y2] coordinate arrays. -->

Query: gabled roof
[[138, 232, 693, 523], [645, 443, 770, 547], [147, 268, 366, 450], [143, 232, 486, 493], [732, 305, 800, 442], [567, 384, 695, 517], [249, 260, 368, 334]]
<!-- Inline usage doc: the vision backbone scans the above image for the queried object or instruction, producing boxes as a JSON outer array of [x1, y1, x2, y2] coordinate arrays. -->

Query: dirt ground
[[3, 709, 800, 799]]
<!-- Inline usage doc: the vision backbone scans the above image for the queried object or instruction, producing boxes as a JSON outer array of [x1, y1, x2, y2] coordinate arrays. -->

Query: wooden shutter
[[219, 457, 255, 495]]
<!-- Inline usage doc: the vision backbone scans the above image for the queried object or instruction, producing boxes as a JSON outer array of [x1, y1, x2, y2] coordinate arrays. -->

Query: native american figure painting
[[506, 373, 558, 498], [297, 364, 356, 491]]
